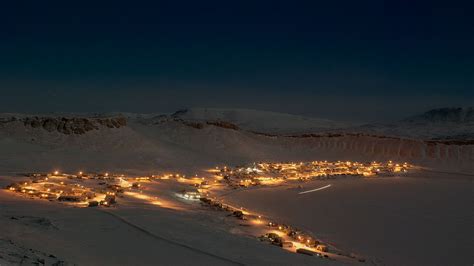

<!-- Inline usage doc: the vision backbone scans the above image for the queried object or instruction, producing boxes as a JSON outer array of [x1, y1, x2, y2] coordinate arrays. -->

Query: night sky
[[1, 1, 473, 122]]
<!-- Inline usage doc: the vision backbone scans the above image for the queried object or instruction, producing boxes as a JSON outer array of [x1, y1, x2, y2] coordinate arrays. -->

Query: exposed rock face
[[22, 116, 127, 135], [206, 120, 239, 130]]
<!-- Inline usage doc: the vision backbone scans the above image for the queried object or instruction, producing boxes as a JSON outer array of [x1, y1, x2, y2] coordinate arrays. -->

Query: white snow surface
[[0, 108, 473, 174], [352, 107, 474, 139], [0, 108, 473, 266], [0, 178, 337, 266], [222, 173, 473, 266], [170, 108, 352, 134]]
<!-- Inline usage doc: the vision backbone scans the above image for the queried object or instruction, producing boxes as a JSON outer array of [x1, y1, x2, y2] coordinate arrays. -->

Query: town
[[210, 160, 411, 188], [4, 160, 412, 264]]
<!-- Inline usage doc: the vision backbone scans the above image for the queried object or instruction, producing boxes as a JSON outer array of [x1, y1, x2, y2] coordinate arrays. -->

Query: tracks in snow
[[99, 210, 244, 266]]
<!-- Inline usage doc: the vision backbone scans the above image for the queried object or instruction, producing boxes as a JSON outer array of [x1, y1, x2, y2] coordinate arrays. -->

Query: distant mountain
[[403, 107, 474, 123], [355, 107, 474, 140], [169, 108, 351, 134]]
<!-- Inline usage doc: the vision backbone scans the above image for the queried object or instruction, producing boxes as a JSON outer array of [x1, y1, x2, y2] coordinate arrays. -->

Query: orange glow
[[251, 219, 264, 225], [151, 200, 162, 206], [206, 168, 220, 173], [271, 230, 285, 237], [124, 191, 151, 200], [124, 191, 181, 210]]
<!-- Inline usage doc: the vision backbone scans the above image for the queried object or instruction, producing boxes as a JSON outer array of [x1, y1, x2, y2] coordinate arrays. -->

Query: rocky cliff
[[0, 116, 127, 135]]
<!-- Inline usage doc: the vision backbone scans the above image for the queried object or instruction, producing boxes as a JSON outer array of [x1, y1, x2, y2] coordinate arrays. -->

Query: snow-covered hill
[[169, 108, 351, 134], [0, 108, 472, 174], [355, 107, 474, 140], [404, 107, 474, 123], [1, 108, 471, 266]]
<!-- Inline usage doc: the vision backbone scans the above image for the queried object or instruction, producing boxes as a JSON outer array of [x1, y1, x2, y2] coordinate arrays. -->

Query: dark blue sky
[[1, 1, 472, 121]]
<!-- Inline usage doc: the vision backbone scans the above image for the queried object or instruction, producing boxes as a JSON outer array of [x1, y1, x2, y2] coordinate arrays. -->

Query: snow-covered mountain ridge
[[354, 107, 474, 140], [0, 108, 472, 174], [167, 108, 351, 134], [404, 107, 474, 123]]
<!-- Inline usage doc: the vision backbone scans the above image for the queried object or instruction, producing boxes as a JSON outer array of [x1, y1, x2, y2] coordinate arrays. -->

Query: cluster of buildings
[[198, 195, 362, 261], [3, 161, 409, 263], [4, 170, 214, 208], [212, 160, 411, 187], [259, 227, 330, 258], [4, 171, 138, 207]]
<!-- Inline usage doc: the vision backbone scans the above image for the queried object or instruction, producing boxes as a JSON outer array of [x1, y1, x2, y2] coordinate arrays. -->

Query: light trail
[[298, 184, 332, 194]]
